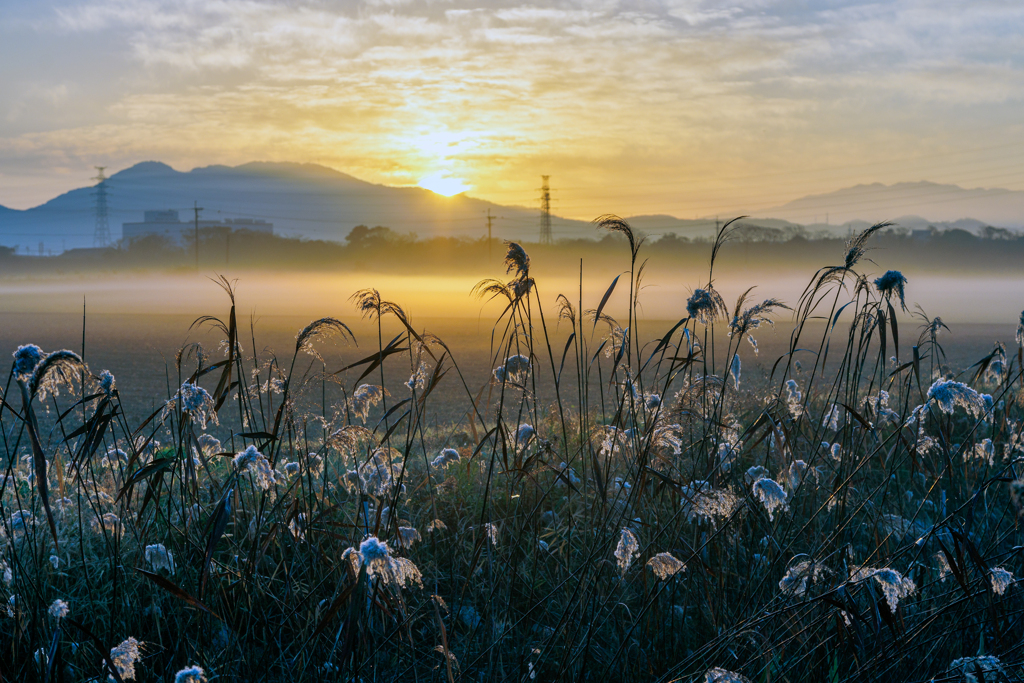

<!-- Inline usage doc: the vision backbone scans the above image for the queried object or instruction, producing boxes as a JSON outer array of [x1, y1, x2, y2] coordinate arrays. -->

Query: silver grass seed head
[[359, 536, 391, 565], [822, 404, 843, 431], [180, 382, 213, 412], [990, 567, 1014, 595], [173, 381, 218, 429], [431, 448, 461, 469], [682, 484, 741, 524], [406, 361, 430, 391], [233, 445, 276, 490], [974, 439, 996, 466], [594, 215, 638, 257], [729, 296, 788, 343], [779, 559, 828, 597], [646, 552, 686, 580], [704, 668, 752, 683], [614, 528, 639, 576], [504, 353, 530, 375], [145, 544, 175, 575], [874, 270, 908, 310], [843, 222, 889, 269], [13, 344, 44, 378], [483, 522, 499, 547], [687, 287, 727, 325], [109, 637, 143, 681], [351, 384, 387, 422], [504, 241, 530, 279], [851, 567, 916, 612], [174, 666, 208, 683], [752, 477, 788, 521], [197, 433, 221, 457], [927, 379, 988, 417], [556, 294, 577, 324], [48, 599, 69, 619], [745, 465, 768, 485], [29, 349, 85, 399], [397, 526, 421, 549], [948, 656, 1004, 683], [516, 423, 537, 446], [785, 379, 801, 403], [296, 317, 354, 361], [98, 369, 116, 397], [557, 462, 581, 486], [494, 354, 530, 383]]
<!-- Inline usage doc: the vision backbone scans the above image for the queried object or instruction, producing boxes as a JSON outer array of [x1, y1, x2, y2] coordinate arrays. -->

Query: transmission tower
[[92, 167, 110, 247], [539, 175, 552, 244]]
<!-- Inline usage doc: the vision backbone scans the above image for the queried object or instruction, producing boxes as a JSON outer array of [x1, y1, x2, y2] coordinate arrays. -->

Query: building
[[122, 210, 273, 244]]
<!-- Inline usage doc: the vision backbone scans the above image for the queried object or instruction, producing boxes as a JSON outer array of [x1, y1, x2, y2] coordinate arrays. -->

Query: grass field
[[2, 221, 1024, 682]]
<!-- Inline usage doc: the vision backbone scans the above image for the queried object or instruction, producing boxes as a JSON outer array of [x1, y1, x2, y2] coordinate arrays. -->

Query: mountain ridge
[[1, 162, 1019, 252], [758, 180, 1024, 228]]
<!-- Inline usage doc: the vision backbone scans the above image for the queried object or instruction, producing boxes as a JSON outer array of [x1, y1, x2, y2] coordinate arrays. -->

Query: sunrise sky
[[2, 0, 1024, 218]]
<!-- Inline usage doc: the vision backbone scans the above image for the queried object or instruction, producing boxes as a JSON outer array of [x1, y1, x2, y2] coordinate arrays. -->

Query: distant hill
[[1, 164, 1019, 253], [0, 161, 602, 252], [759, 181, 1024, 229]]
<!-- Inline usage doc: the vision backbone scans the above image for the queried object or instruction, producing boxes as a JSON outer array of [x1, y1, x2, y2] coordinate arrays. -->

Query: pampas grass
[[0, 220, 1023, 681]]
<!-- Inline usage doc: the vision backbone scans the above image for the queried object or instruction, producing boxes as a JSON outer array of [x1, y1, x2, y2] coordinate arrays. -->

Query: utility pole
[[485, 209, 502, 260], [193, 201, 203, 271], [539, 176, 552, 245]]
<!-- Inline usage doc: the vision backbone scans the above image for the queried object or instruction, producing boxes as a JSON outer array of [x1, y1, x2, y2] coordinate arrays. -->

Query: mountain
[[0, 161, 597, 252], [3, 166, 1020, 253], [758, 181, 1024, 229]]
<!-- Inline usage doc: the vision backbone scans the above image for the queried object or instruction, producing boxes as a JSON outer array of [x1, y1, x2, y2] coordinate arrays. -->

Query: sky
[[2, 0, 1024, 219]]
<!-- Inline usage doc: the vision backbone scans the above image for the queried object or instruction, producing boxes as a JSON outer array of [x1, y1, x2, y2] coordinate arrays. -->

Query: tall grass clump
[[1, 232, 1023, 682]]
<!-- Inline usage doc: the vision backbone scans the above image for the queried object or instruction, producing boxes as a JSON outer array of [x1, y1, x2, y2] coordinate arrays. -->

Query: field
[[2, 221, 1024, 682]]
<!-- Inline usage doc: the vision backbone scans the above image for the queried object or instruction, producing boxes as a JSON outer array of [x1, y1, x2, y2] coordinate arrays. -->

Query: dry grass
[[1, 223, 1024, 682]]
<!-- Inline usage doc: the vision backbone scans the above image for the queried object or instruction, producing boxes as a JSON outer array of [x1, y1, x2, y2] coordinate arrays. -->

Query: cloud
[[1, 0, 1023, 213]]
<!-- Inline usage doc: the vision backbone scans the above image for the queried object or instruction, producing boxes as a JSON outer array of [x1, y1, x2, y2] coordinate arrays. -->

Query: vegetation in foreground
[[2, 217, 1024, 682]]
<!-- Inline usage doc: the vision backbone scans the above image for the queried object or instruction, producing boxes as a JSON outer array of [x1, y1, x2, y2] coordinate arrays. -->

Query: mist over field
[[0, 231, 1020, 322]]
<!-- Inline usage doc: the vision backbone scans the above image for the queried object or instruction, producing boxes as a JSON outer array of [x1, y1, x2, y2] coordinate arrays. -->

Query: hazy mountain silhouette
[[0, 161, 595, 251], [0, 164, 1019, 252], [759, 181, 1024, 228]]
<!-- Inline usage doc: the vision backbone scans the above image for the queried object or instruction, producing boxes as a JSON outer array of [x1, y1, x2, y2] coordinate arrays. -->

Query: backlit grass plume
[[295, 316, 355, 361], [687, 285, 728, 325]]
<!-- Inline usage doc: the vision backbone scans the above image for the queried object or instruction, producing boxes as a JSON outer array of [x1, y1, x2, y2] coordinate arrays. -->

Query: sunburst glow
[[418, 174, 470, 197]]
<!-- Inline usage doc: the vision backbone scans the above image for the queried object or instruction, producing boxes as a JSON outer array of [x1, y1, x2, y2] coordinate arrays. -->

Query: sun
[[418, 173, 470, 197]]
